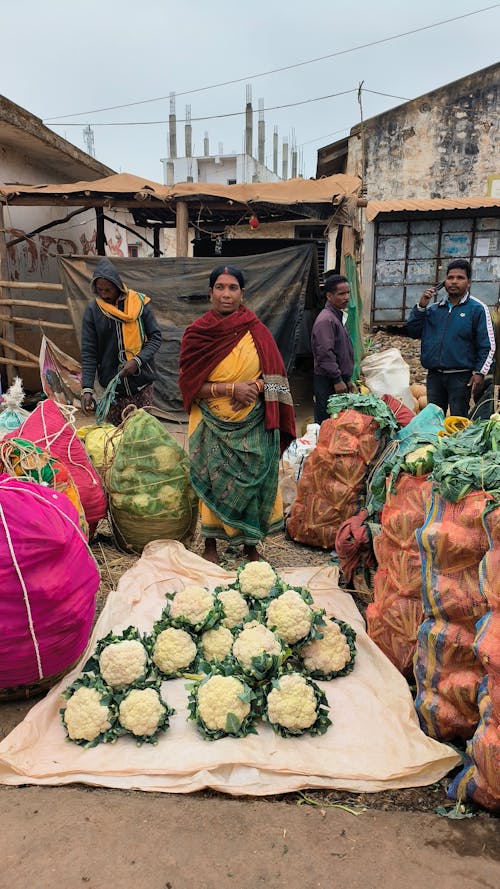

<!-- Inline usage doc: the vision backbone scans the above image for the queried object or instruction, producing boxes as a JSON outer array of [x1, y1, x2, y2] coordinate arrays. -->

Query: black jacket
[[81, 259, 162, 395]]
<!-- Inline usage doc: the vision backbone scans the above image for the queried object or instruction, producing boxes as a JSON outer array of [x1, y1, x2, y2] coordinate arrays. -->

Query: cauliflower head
[[300, 619, 355, 679], [194, 674, 254, 738], [265, 589, 313, 645], [152, 626, 197, 676], [62, 685, 114, 744], [264, 672, 331, 737], [200, 626, 234, 662], [238, 561, 278, 599], [118, 687, 167, 740], [232, 623, 281, 669], [98, 639, 148, 690], [168, 584, 216, 630], [217, 587, 250, 628]]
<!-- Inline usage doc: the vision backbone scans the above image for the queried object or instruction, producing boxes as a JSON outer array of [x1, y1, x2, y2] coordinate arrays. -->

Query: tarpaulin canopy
[[59, 245, 320, 414], [0, 172, 362, 227]]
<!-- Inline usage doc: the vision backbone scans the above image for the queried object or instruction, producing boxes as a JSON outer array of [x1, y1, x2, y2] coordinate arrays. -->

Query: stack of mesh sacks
[[414, 490, 490, 741], [287, 409, 383, 549], [447, 504, 500, 811], [366, 472, 433, 678]]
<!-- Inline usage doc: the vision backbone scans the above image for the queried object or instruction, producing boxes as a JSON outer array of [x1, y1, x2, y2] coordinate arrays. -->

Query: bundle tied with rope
[[103, 407, 198, 554]]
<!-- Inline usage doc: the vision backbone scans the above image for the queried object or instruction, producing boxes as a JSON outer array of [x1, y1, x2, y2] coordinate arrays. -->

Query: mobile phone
[[434, 280, 446, 293]]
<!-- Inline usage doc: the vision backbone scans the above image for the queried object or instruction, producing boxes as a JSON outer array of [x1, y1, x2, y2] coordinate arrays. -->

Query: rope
[[36, 401, 98, 485], [0, 502, 44, 679], [95, 373, 122, 425]]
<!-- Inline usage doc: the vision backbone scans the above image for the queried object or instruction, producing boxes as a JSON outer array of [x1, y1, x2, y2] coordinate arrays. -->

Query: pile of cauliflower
[[60, 562, 356, 746]]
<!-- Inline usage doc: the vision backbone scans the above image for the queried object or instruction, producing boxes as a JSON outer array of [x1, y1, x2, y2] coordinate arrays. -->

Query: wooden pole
[[0, 336, 39, 362], [0, 204, 17, 384], [175, 200, 189, 257], [0, 280, 63, 291], [0, 315, 74, 330], [153, 225, 160, 257], [96, 207, 106, 255], [0, 298, 69, 311]]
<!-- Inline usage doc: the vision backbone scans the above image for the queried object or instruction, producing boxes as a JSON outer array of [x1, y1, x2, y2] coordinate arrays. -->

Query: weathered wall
[[347, 64, 499, 199]]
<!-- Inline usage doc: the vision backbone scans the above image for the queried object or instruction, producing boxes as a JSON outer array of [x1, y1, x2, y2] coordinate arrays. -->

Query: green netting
[[106, 409, 197, 553]]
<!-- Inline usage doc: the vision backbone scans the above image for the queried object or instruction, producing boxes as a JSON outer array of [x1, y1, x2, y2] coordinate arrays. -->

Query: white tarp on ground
[[0, 541, 460, 795]]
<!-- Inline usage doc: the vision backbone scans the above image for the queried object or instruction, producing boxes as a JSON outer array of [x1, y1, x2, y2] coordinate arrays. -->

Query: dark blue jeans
[[426, 370, 471, 417]]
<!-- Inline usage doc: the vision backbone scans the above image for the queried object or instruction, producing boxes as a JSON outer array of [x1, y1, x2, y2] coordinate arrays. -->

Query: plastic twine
[[0, 502, 44, 679], [95, 373, 122, 425]]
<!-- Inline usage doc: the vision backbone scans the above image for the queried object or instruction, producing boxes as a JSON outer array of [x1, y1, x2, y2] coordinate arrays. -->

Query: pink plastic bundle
[[7, 399, 107, 536], [0, 475, 99, 692]]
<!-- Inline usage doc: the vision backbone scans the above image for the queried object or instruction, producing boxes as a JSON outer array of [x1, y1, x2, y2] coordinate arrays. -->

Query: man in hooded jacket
[[80, 258, 162, 425]]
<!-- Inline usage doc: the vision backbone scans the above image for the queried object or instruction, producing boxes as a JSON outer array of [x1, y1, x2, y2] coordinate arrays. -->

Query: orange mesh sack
[[414, 491, 491, 742], [447, 505, 500, 811], [287, 410, 382, 549], [366, 473, 433, 677]]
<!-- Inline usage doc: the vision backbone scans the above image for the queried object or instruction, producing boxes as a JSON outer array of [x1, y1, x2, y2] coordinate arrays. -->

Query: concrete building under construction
[[161, 87, 299, 186]]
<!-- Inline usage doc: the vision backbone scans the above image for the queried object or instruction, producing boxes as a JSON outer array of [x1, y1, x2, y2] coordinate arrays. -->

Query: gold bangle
[[231, 383, 235, 398], [210, 383, 217, 398]]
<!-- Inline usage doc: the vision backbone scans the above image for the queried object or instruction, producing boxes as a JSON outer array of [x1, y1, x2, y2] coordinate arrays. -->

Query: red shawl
[[179, 306, 295, 451]]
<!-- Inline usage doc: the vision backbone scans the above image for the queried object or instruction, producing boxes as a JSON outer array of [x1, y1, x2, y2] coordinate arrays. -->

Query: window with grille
[[294, 225, 327, 276], [373, 216, 500, 323]]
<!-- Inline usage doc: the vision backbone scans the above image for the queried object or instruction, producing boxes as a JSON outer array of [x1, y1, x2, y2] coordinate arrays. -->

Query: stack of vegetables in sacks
[[287, 395, 397, 550], [363, 405, 446, 678], [0, 475, 100, 701], [60, 560, 357, 746], [413, 418, 500, 790], [102, 408, 198, 553], [447, 495, 500, 811], [2, 398, 107, 539]]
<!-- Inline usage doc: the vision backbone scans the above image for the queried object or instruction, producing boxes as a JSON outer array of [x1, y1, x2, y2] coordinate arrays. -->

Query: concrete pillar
[[175, 200, 189, 257]]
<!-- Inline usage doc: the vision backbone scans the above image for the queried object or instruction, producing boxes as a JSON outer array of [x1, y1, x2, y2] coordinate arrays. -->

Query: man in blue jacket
[[311, 274, 356, 423], [405, 259, 495, 417]]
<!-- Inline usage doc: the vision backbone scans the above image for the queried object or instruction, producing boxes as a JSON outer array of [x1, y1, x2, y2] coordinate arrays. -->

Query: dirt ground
[[1, 340, 499, 888]]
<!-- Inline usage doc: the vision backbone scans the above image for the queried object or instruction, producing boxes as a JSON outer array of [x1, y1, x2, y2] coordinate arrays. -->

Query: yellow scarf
[[96, 288, 150, 358]]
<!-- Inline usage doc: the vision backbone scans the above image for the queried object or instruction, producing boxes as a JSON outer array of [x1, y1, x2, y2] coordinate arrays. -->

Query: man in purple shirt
[[311, 274, 356, 424]]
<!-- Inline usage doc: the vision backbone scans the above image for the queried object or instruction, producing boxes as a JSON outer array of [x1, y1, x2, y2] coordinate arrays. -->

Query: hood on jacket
[[90, 258, 126, 295]]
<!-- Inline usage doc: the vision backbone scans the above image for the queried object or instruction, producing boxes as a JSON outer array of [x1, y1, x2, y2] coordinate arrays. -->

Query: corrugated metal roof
[[365, 197, 500, 222]]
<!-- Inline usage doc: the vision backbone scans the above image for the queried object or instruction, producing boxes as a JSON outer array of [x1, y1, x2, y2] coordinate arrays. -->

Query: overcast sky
[[3, 1, 499, 182]]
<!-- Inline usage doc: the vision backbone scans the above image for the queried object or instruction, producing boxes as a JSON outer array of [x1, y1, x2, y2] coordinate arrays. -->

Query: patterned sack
[[0, 475, 99, 697], [105, 408, 197, 554], [447, 505, 500, 811], [287, 410, 383, 549], [0, 437, 88, 536], [414, 491, 491, 741], [366, 473, 433, 678], [6, 399, 107, 535]]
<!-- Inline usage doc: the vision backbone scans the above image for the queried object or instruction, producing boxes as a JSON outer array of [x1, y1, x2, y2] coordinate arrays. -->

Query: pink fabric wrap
[[0, 475, 99, 688], [7, 399, 107, 528]]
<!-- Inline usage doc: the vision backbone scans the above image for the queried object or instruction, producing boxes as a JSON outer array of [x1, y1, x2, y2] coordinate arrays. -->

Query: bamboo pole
[[0, 356, 37, 368], [0, 280, 64, 291], [0, 336, 39, 362], [0, 315, 74, 330], [0, 204, 16, 383], [0, 299, 69, 311]]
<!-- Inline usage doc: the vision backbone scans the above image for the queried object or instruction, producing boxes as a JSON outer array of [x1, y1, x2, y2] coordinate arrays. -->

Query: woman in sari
[[178, 265, 296, 564]]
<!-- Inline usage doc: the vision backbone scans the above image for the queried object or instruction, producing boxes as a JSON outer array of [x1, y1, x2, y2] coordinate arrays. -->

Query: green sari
[[189, 400, 282, 545]]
